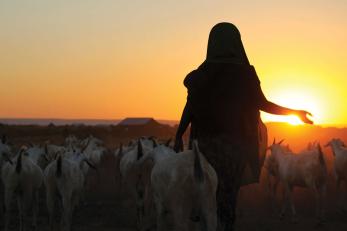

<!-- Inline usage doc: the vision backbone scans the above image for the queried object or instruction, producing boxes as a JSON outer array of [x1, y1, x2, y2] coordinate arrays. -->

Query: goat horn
[[81, 138, 90, 153]]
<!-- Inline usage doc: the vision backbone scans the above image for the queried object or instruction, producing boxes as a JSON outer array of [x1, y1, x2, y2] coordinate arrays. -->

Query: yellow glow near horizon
[[286, 115, 304, 126], [261, 77, 322, 125], [257, 65, 344, 126]]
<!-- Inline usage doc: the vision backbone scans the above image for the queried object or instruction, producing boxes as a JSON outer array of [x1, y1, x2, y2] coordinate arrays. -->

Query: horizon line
[[0, 117, 346, 128]]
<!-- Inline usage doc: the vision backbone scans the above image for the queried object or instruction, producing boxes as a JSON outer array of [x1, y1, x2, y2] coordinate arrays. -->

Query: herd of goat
[[0, 134, 347, 231]]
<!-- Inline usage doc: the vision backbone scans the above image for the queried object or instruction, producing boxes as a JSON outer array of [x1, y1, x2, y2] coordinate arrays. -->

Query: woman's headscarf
[[206, 22, 250, 65]]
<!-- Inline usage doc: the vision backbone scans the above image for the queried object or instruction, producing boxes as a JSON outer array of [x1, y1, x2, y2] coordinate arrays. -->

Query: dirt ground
[[236, 184, 347, 231]]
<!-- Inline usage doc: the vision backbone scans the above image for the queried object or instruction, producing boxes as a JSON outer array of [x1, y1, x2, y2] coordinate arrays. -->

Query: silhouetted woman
[[174, 22, 313, 231]]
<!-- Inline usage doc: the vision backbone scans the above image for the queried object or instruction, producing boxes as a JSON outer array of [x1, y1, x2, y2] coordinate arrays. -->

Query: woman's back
[[185, 62, 261, 143]]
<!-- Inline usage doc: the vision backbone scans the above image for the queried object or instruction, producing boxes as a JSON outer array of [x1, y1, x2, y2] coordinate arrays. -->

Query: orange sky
[[0, 1, 346, 126]]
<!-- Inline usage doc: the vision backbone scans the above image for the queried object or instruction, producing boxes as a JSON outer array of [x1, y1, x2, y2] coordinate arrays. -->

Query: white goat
[[151, 140, 218, 231], [43, 148, 96, 231], [46, 143, 66, 158], [325, 138, 347, 211], [114, 142, 135, 183], [268, 140, 327, 223], [134, 140, 176, 230], [305, 141, 318, 152], [71, 137, 105, 196], [0, 135, 12, 222], [78, 135, 106, 167], [2, 148, 43, 231], [81, 135, 103, 150], [118, 137, 158, 189], [64, 135, 80, 151], [118, 137, 157, 230], [0, 135, 12, 174], [26, 143, 64, 166], [25, 145, 52, 170], [262, 140, 292, 214]]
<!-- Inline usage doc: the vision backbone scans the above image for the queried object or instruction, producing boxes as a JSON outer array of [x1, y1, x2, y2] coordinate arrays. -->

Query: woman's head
[[206, 22, 249, 64]]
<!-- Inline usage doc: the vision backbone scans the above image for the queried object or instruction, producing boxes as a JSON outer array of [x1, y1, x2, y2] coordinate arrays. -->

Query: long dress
[[183, 61, 266, 227]]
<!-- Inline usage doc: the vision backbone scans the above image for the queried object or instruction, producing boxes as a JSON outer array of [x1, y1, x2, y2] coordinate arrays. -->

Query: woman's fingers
[[307, 112, 313, 117], [304, 111, 314, 124], [304, 117, 314, 124], [302, 111, 313, 124], [295, 110, 313, 124]]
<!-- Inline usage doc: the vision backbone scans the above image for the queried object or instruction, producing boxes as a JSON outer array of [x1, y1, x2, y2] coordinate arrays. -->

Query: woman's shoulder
[[183, 68, 207, 89], [183, 63, 260, 89], [246, 65, 260, 83], [232, 64, 260, 84]]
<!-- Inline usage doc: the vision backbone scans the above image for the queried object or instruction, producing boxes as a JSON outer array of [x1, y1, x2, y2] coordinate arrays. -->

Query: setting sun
[[262, 113, 306, 126], [260, 72, 325, 125], [260, 87, 320, 125], [286, 115, 304, 126]]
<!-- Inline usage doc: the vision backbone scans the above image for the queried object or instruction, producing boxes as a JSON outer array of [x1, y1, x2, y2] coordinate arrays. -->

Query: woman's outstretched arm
[[258, 90, 313, 124], [174, 102, 192, 152]]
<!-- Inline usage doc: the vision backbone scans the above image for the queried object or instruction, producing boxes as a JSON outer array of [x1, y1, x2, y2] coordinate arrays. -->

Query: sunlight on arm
[[261, 113, 316, 126]]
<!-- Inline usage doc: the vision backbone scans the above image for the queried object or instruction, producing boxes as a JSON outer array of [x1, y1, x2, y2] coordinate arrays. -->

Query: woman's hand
[[294, 110, 313, 124], [174, 137, 184, 153]]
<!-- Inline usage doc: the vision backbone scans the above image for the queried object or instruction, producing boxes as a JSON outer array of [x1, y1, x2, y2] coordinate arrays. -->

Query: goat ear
[[137, 139, 143, 160], [81, 138, 90, 153], [324, 142, 330, 147], [3, 152, 13, 165], [118, 143, 123, 157], [272, 138, 276, 145], [43, 154, 50, 162], [54, 151, 60, 160], [151, 138, 158, 148], [84, 159, 97, 170], [2, 134, 7, 144], [18, 146, 27, 156], [44, 143, 48, 154], [278, 139, 285, 145], [192, 140, 199, 152], [165, 138, 172, 147]]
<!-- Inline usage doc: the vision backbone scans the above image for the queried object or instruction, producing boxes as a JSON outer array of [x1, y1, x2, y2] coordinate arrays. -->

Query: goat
[[267, 139, 327, 223], [262, 139, 292, 214], [43, 147, 96, 231], [2, 147, 43, 231], [325, 138, 347, 212], [117, 137, 157, 230], [151, 140, 218, 231], [134, 141, 176, 230]]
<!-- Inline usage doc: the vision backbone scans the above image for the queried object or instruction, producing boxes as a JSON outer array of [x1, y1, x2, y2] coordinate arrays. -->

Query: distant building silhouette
[[116, 117, 173, 138], [118, 117, 159, 127]]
